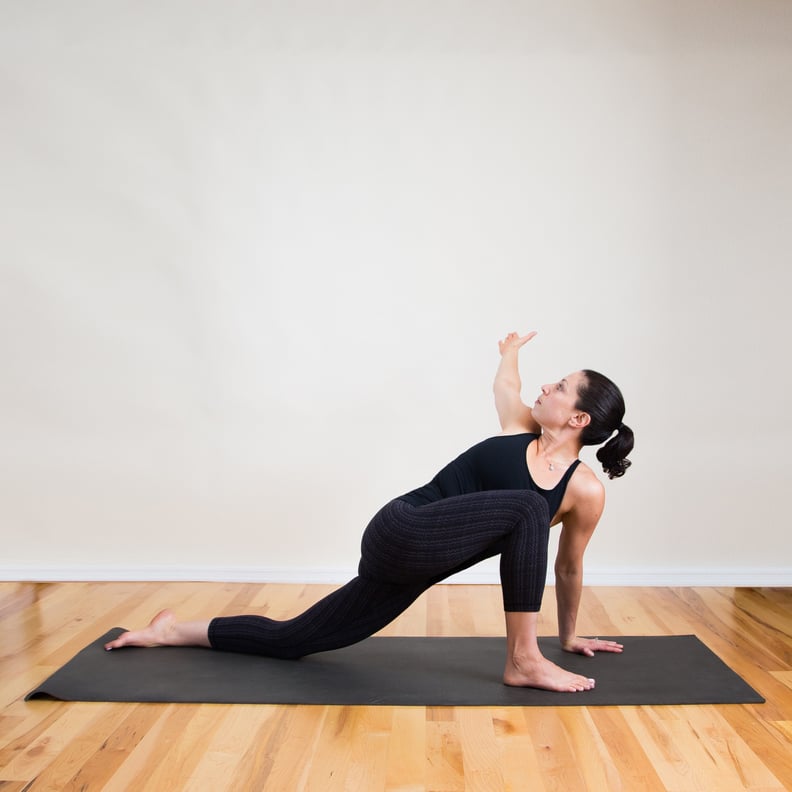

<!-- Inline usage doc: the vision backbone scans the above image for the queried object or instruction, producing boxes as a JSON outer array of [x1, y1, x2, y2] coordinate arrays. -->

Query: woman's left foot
[[104, 608, 178, 650]]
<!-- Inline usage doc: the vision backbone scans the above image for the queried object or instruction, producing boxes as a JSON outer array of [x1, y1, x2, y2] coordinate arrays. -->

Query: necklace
[[538, 439, 576, 472]]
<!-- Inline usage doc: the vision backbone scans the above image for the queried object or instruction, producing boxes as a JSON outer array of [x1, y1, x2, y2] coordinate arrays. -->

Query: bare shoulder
[[552, 462, 604, 527], [566, 462, 605, 512], [498, 413, 541, 436], [499, 421, 540, 436], [571, 462, 605, 495]]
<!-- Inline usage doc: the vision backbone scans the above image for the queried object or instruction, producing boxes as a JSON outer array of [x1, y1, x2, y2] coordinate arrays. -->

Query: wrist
[[559, 630, 577, 647]]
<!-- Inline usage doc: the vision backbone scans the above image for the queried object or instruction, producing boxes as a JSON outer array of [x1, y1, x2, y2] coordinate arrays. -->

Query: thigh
[[360, 490, 548, 584]]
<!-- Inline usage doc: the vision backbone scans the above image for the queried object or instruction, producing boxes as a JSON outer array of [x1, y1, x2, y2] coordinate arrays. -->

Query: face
[[532, 371, 588, 429]]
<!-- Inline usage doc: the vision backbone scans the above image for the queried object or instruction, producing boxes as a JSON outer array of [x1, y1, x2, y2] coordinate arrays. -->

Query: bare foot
[[503, 654, 595, 692], [104, 609, 178, 651]]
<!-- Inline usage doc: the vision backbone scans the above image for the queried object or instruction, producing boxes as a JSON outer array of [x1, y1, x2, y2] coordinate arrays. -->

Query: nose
[[541, 384, 551, 395]]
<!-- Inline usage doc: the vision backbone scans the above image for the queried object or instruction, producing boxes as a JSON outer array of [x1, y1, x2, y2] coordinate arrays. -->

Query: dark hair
[[575, 369, 634, 479]]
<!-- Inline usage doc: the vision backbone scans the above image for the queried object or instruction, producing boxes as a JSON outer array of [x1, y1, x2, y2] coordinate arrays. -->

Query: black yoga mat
[[26, 631, 763, 707]]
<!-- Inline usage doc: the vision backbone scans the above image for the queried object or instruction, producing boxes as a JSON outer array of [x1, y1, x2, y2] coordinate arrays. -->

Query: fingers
[[500, 330, 537, 349], [591, 638, 624, 654]]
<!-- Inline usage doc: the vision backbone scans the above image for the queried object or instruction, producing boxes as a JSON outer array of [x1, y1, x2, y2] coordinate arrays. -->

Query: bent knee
[[511, 490, 550, 525]]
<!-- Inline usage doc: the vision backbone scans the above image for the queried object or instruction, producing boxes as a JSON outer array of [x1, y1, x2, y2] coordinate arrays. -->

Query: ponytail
[[595, 423, 634, 479], [576, 370, 634, 479]]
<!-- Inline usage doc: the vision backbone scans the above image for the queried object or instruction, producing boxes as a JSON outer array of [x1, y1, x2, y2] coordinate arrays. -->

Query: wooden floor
[[1, 582, 791, 791]]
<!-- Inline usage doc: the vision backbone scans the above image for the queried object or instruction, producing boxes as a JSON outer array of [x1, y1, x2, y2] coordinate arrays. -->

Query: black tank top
[[399, 433, 580, 520]]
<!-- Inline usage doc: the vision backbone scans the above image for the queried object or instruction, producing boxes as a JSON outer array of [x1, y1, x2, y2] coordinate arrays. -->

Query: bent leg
[[503, 611, 595, 692], [210, 490, 551, 659], [361, 491, 550, 611]]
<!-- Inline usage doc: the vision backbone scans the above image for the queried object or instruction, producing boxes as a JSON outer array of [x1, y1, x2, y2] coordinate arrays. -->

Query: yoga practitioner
[[105, 331, 633, 692]]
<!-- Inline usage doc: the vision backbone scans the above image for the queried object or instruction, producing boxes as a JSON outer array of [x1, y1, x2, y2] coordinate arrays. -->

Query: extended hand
[[498, 331, 537, 356], [563, 636, 624, 657]]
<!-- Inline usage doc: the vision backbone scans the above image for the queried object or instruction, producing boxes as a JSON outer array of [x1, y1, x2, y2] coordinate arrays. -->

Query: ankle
[[508, 648, 544, 667]]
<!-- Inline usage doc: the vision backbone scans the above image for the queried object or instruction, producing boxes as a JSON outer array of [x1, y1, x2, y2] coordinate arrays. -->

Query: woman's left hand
[[563, 637, 624, 657], [497, 331, 537, 356]]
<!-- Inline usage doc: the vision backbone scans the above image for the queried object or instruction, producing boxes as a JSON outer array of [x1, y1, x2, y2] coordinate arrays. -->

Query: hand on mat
[[498, 331, 537, 355], [563, 636, 624, 657]]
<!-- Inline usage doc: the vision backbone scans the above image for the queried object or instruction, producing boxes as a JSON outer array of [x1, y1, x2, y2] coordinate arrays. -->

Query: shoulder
[[569, 462, 605, 500], [560, 462, 605, 522], [500, 412, 541, 435]]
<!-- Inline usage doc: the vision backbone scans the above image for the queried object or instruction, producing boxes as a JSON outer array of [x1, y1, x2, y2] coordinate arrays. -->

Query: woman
[[106, 331, 633, 693]]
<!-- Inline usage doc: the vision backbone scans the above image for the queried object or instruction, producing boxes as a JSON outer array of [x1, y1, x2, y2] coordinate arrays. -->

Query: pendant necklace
[[540, 439, 575, 472]]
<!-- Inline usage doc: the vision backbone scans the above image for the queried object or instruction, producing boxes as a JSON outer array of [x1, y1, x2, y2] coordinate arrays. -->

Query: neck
[[537, 431, 580, 471]]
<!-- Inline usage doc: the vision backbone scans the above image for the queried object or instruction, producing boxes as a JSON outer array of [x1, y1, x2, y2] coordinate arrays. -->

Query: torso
[[399, 433, 584, 524], [521, 434, 582, 524]]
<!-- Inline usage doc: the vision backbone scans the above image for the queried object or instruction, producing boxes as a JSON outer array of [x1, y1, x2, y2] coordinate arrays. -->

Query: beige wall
[[2, 1, 790, 584]]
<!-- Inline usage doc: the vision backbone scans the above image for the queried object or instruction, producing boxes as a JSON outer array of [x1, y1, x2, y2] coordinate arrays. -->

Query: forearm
[[554, 569, 584, 647], [494, 348, 522, 393], [494, 332, 539, 431]]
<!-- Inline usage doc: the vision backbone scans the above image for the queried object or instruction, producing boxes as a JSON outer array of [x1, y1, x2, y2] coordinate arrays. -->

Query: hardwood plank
[[142, 704, 230, 790], [556, 707, 621, 791], [0, 703, 69, 772], [20, 703, 137, 791], [0, 781, 29, 792], [226, 706, 298, 791], [180, 705, 278, 792], [343, 706, 393, 791], [255, 706, 328, 790], [526, 707, 613, 791], [492, 708, 548, 792], [0, 703, 114, 784], [718, 706, 792, 789], [60, 704, 165, 792], [681, 705, 783, 790], [99, 705, 201, 791], [620, 704, 785, 792], [587, 707, 667, 791], [384, 707, 426, 791], [457, 708, 505, 791], [426, 715, 464, 791], [302, 706, 373, 791]]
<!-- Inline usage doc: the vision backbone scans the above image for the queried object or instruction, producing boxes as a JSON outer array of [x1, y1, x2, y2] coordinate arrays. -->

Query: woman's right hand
[[498, 331, 537, 356]]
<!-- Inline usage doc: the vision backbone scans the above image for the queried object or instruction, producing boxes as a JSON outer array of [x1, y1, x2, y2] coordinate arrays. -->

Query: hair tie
[[617, 422, 625, 432]]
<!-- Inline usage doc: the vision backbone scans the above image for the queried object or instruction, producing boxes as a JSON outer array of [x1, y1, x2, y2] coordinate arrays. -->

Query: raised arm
[[494, 331, 541, 434], [554, 473, 623, 656]]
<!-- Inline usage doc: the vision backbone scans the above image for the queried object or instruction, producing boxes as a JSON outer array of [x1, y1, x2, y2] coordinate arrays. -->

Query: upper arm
[[493, 383, 541, 434], [554, 473, 606, 575]]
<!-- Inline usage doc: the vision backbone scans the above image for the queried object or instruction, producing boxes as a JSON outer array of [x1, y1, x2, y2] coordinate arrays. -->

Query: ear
[[569, 412, 591, 429]]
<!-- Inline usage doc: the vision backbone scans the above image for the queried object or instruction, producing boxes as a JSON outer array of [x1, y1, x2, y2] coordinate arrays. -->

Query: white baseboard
[[0, 565, 790, 587]]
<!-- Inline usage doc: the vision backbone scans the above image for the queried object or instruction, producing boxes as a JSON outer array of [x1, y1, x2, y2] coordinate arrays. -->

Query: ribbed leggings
[[208, 489, 550, 658]]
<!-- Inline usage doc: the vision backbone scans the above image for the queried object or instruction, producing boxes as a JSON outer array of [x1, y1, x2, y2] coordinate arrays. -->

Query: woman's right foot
[[503, 654, 595, 692], [104, 608, 178, 650]]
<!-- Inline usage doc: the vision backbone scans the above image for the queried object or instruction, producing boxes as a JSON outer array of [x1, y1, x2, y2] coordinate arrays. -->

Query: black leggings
[[208, 489, 550, 658]]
